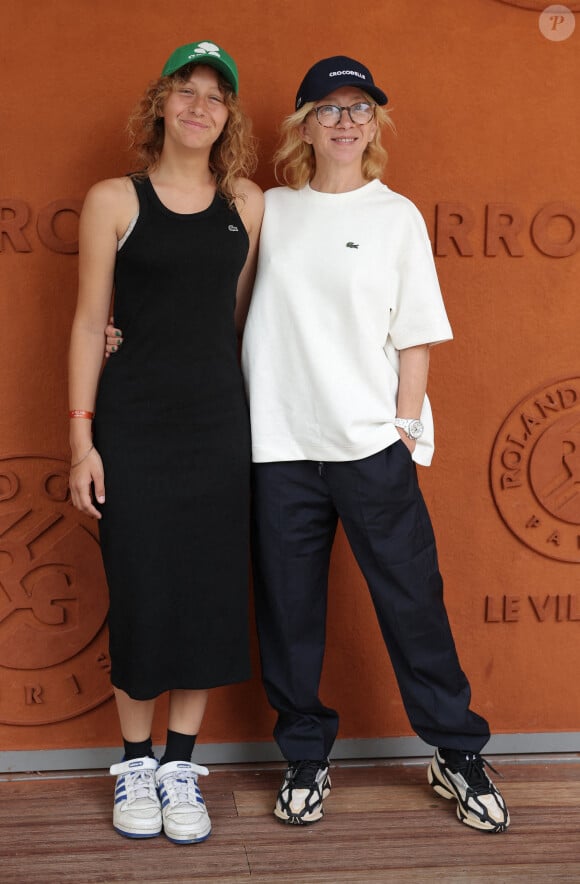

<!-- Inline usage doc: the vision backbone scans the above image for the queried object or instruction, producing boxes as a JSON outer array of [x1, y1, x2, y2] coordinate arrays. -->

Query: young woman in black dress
[[68, 40, 263, 844]]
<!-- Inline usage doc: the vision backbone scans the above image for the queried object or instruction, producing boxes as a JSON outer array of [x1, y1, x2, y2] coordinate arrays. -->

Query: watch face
[[409, 419, 424, 440]]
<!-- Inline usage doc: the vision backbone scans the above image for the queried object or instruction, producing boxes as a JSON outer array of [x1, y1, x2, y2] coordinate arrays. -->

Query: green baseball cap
[[161, 40, 239, 94]]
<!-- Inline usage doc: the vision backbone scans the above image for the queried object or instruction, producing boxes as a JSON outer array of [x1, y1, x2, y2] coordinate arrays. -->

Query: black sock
[[123, 736, 154, 761], [160, 730, 197, 765]]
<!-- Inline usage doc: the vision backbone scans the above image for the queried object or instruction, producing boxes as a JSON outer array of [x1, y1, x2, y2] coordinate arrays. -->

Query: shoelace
[[456, 753, 502, 794], [162, 772, 199, 806], [289, 761, 326, 788], [124, 769, 158, 802]]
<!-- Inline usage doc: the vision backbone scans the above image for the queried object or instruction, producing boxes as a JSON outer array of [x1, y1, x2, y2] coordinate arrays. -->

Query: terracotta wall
[[1, 0, 578, 753]]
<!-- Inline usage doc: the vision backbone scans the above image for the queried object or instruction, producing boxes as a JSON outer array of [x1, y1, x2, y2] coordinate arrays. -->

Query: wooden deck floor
[[1, 756, 580, 883]]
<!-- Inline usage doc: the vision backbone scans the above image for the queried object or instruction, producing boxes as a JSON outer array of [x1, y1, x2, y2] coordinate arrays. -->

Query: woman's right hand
[[69, 446, 106, 519], [105, 316, 123, 358]]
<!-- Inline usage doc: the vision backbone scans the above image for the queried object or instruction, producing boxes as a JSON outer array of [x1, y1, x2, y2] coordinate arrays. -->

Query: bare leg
[[167, 689, 209, 735], [113, 687, 156, 741]]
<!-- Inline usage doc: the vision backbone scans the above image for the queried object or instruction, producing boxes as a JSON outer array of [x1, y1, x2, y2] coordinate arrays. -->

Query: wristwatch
[[389, 418, 424, 440]]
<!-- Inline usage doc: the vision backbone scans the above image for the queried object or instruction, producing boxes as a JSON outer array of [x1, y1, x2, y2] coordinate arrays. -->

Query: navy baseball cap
[[295, 55, 388, 110]]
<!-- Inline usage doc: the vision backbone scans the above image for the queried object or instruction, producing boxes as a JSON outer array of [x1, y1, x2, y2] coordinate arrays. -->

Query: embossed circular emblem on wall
[[0, 455, 112, 724], [490, 379, 580, 563]]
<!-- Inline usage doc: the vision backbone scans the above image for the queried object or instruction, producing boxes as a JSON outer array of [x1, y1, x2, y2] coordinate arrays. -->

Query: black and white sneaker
[[274, 760, 331, 825], [428, 748, 510, 833]]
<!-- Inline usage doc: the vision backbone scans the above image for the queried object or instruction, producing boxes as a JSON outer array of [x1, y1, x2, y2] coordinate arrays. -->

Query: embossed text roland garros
[[490, 377, 580, 566], [1, 199, 579, 257]]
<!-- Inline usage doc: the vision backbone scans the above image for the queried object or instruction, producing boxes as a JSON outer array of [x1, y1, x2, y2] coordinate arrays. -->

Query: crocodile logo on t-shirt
[[346, 241, 359, 249]]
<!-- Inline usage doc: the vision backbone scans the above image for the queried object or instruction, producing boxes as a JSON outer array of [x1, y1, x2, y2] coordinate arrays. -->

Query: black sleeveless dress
[[94, 177, 252, 699]]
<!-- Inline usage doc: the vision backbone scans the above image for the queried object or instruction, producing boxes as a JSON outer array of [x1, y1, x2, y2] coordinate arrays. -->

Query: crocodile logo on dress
[[346, 242, 359, 249], [228, 224, 239, 232]]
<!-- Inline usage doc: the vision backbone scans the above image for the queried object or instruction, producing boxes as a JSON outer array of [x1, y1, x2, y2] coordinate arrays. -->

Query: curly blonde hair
[[273, 94, 395, 190], [127, 63, 257, 205]]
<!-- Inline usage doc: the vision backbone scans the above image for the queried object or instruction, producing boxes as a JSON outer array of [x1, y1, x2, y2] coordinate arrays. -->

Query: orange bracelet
[[69, 410, 94, 419]]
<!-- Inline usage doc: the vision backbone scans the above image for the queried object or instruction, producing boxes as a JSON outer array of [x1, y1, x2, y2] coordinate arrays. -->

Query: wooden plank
[[2, 761, 580, 883], [240, 866, 580, 884], [234, 780, 580, 816]]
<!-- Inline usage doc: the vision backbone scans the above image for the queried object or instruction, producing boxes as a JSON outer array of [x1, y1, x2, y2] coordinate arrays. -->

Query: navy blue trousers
[[251, 442, 490, 761]]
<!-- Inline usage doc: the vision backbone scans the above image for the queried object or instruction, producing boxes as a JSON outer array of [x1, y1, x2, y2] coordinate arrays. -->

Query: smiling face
[[300, 86, 378, 171], [161, 65, 230, 152]]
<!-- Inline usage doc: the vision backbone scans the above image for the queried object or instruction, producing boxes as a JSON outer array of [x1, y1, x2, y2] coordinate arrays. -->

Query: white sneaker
[[109, 756, 162, 838], [155, 760, 211, 844]]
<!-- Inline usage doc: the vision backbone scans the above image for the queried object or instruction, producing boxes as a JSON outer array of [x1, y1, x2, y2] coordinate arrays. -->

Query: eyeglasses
[[312, 102, 375, 127]]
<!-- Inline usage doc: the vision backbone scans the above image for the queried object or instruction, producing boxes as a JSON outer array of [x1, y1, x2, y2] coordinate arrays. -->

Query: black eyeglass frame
[[311, 102, 376, 127]]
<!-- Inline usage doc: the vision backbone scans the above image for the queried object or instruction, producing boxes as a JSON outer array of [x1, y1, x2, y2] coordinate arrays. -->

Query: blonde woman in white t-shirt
[[242, 55, 509, 835]]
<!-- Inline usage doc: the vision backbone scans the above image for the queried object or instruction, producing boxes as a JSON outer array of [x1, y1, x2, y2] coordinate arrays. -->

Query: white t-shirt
[[241, 180, 453, 467]]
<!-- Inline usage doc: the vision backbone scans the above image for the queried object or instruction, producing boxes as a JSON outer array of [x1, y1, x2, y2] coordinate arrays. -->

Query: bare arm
[[396, 344, 430, 452], [68, 178, 130, 517], [233, 179, 264, 337]]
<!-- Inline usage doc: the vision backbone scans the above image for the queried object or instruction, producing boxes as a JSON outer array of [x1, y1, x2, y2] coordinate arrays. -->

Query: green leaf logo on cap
[[161, 40, 239, 94]]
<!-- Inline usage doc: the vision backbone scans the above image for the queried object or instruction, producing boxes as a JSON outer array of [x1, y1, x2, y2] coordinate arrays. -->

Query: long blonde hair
[[127, 63, 257, 205], [273, 94, 395, 190]]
